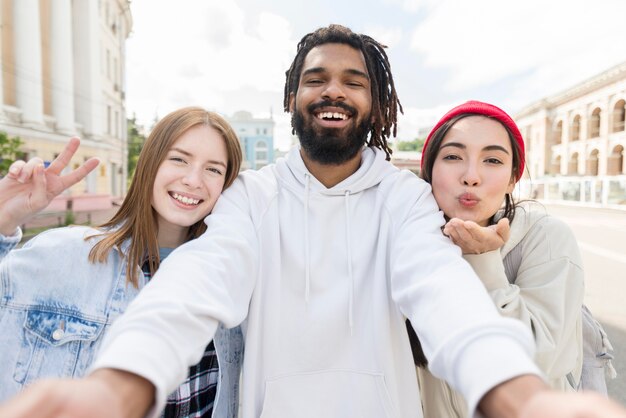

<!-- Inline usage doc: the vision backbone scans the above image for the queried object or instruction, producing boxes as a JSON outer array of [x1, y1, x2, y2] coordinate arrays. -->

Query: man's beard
[[292, 102, 371, 165]]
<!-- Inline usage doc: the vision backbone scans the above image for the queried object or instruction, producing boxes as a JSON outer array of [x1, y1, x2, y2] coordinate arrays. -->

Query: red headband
[[422, 100, 526, 180]]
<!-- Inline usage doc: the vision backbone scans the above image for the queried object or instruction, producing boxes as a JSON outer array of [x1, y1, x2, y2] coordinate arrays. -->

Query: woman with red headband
[[411, 100, 586, 417]]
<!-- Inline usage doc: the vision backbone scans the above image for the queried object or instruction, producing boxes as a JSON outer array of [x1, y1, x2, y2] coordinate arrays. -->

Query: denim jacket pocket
[[13, 309, 106, 385]]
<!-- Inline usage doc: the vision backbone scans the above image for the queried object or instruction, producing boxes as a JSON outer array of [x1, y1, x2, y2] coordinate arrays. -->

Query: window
[[554, 120, 563, 145], [107, 105, 112, 134], [571, 115, 581, 141], [568, 152, 579, 175], [106, 49, 111, 80], [612, 100, 625, 133], [589, 108, 601, 138]]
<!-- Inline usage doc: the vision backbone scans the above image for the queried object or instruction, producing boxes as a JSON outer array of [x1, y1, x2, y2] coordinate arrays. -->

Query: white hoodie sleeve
[[388, 178, 540, 417], [90, 179, 259, 417], [468, 216, 584, 387]]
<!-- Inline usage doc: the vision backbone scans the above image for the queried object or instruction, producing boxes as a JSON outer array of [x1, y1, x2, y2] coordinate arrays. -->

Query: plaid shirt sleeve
[[142, 260, 221, 418]]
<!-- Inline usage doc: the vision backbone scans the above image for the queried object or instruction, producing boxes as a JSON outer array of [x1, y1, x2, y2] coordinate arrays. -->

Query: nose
[[322, 79, 346, 101], [181, 166, 203, 189], [461, 163, 481, 187]]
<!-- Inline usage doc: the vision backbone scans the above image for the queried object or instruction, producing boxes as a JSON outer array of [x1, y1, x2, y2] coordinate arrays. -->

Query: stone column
[[0, 0, 5, 121], [73, 0, 102, 137], [50, 0, 75, 134], [13, 0, 44, 125]]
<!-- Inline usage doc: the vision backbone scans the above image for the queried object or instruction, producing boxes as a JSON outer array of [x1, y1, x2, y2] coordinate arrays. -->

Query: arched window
[[554, 120, 563, 145], [568, 152, 579, 175], [608, 145, 624, 175], [551, 155, 562, 175], [571, 115, 581, 141], [586, 149, 599, 176], [612, 100, 625, 133], [589, 108, 601, 138]]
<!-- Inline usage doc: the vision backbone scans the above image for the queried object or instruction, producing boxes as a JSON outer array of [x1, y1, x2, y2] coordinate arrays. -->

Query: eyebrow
[[440, 142, 510, 154], [301, 67, 369, 80], [169, 147, 228, 168]]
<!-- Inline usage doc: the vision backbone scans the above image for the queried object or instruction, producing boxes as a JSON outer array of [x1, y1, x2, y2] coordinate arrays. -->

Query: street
[[544, 204, 626, 405]]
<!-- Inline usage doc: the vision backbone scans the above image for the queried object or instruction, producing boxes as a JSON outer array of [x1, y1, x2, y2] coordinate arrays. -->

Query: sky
[[125, 0, 626, 150]]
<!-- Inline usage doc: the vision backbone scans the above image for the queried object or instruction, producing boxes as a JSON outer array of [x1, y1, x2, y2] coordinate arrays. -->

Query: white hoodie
[[94, 146, 540, 418]]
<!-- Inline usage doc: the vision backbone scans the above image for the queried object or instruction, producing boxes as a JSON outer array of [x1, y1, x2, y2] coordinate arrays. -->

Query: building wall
[[228, 111, 275, 170], [0, 0, 132, 210], [515, 62, 626, 207]]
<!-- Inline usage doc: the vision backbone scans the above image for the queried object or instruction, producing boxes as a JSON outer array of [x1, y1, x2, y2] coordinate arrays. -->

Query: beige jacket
[[417, 204, 584, 417]]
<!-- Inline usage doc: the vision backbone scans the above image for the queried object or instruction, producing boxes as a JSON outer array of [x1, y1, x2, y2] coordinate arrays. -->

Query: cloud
[[362, 26, 403, 48], [382, 0, 437, 13], [126, 0, 296, 126], [410, 0, 626, 95]]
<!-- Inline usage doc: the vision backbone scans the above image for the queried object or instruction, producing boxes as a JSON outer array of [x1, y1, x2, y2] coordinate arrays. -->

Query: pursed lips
[[458, 193, 480, 207]]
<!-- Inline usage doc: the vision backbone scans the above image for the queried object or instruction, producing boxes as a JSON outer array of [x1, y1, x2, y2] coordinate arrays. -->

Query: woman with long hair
[[411, 101, 585, 417], [0, 107, 243, 418]]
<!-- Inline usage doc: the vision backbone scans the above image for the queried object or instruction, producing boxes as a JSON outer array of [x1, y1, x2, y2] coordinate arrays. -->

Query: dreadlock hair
[[283, 24, 403, 160]]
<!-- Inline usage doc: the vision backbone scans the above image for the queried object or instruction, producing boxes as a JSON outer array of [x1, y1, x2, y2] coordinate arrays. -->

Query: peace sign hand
[[0, 137, 100, 236]]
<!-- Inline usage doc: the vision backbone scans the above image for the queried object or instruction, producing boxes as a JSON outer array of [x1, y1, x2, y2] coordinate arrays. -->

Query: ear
[[288, 93, 295, 113]]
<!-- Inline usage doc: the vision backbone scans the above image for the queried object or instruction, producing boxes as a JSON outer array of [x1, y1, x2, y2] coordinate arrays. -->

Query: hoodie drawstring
[[304, 173, 311, 304], [302, 174, 354, 334], [345, 190, 354, 335]]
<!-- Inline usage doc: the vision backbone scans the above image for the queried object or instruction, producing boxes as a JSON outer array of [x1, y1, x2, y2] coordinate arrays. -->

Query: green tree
[[127, 115, 146, 184], [0, 132, 24, 176], [396, 137, 425, 152]]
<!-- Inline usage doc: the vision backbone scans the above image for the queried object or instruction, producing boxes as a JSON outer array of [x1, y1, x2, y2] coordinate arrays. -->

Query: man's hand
[[479, 374, 626, 418], [443, 217, 510, 255], [520, 391, 626, 418], [0, 369, 155, 418], [0, 137, 99, 236]]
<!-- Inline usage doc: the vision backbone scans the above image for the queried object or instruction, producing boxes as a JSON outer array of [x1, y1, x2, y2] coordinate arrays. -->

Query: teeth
[[317, 112, 348, 120], [172, 193, 200, 205]]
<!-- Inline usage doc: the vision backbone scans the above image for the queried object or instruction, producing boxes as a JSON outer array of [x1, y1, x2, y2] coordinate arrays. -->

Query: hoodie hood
[[499, 202, 549, 259], [273, 145, 398, 334], [275, 145, 397, 195]]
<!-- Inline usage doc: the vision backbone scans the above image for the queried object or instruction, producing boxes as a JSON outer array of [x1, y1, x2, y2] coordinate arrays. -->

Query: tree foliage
[[0, 132, 24, 176], [127, 115, 146, 183], [396, 137, 425, 152]]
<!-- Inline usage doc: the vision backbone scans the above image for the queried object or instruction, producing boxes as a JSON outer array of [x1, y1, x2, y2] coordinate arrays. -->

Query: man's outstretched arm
[[0, 369, 153, 418]]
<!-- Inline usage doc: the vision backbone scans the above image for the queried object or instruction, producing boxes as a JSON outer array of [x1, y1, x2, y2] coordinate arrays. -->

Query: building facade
[[228, 110, 274, 170], [515, 62, 626, 208], [0, 0, 132, 211]]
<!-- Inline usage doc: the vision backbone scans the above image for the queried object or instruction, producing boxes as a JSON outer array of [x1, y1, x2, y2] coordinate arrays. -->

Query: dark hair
[[283, 24, 402, 160], [420, 113, 524, 225]]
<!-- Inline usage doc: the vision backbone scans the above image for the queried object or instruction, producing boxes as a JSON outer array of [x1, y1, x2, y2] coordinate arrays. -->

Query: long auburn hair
[[88, 107, 242, 287]]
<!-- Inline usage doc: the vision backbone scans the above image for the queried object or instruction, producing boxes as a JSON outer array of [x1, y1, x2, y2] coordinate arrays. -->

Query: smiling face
[[431, 116, 516, 226], [151, 124, 228, 246], [289, 43, 373, 165]]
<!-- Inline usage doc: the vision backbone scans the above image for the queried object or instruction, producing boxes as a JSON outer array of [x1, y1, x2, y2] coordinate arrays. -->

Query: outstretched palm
[[0, 137, 99, 235]]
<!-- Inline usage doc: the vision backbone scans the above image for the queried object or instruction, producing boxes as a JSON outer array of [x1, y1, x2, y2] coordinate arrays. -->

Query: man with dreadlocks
[[4, 24, 626, 418]]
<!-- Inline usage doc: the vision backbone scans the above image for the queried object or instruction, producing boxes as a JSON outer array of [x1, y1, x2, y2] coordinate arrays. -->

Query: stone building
[[228, 111, 274, 170], [515, 61, 626, 207], [0, 0, 132, 211]]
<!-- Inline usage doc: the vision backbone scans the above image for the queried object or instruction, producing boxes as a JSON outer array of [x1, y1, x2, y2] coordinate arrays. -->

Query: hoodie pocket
[[13, 309, 105, 385], [259, 369, 399, 418]]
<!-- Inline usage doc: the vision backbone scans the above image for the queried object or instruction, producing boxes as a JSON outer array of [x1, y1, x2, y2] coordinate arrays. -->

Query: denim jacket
[[0, 226, 243, 417]]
